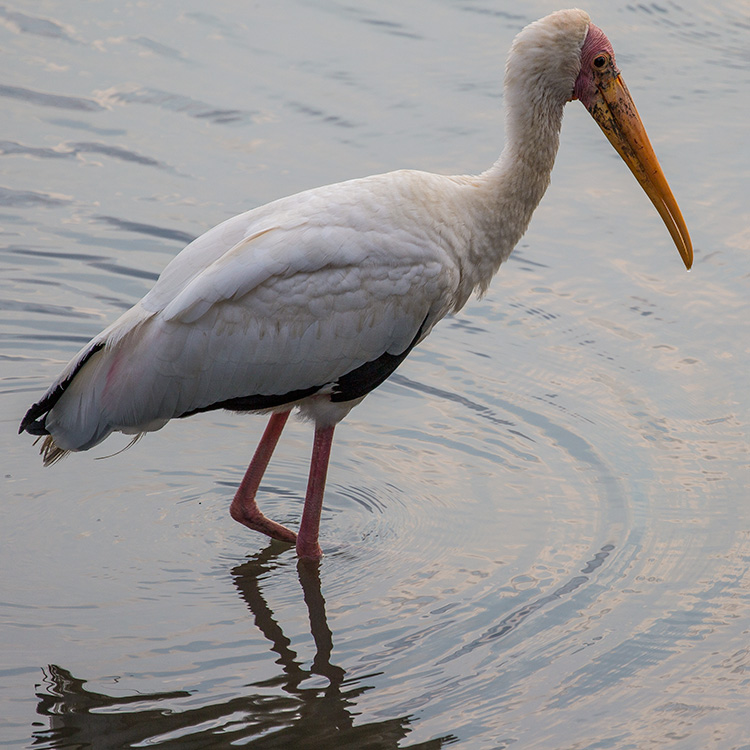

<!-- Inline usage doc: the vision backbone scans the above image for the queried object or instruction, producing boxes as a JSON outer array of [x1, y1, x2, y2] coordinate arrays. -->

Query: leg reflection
[[230, 545, 346, 695], [297, 560, 346, 685], [32, 543, 453, 749]]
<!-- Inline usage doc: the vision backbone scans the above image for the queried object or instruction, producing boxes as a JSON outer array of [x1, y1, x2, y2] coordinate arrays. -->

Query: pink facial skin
[[572, 23, 619, 108]]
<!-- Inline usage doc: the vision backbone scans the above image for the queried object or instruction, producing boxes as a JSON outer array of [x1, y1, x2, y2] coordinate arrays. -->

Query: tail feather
[[20, 304, 154, 463], [20, 342, 119, 460], [36, 435, 69, 467], [19, 342, 106, 444]]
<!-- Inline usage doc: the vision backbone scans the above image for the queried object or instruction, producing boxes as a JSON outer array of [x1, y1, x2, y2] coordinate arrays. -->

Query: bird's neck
[[459, 96, 565, 298]]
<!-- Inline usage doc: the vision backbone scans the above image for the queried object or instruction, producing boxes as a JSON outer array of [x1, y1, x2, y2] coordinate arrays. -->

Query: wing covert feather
[[101, 257, 454, 426], [99, 170, 470, 427]]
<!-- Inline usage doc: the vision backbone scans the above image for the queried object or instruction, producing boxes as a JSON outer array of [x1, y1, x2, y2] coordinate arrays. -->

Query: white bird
[[20, 9, 693, 560]]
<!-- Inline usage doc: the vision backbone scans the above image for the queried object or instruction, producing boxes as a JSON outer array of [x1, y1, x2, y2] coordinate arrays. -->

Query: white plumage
[[21, 10, 692, 560]]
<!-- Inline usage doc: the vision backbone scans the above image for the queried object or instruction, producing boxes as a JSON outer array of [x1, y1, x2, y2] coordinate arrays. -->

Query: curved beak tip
[[683, 249, 694, 271]]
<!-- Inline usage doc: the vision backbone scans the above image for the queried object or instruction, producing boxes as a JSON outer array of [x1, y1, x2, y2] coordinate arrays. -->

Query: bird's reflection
[[232, 544, 347, 695], [32, 543, 453, 749]]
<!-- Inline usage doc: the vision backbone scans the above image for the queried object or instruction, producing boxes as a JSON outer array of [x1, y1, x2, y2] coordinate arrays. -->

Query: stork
[[20, 10, 693, 560]]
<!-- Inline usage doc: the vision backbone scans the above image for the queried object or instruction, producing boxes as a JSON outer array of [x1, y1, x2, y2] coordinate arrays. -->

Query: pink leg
[[230, 410, 297, 544], [296, 423, 336, 561]]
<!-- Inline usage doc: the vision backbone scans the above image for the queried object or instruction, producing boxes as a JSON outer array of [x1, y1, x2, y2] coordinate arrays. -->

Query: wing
[[101, 222, 455, 424], [34, 171, 465, 451]]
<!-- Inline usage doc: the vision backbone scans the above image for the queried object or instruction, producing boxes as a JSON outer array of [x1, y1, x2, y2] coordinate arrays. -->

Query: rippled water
[[2, 1, 749, 748]]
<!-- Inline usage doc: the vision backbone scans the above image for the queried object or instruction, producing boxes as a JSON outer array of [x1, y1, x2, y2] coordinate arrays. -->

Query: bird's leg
[[296, 423, 336, 561], [230, 410, 297, 544]]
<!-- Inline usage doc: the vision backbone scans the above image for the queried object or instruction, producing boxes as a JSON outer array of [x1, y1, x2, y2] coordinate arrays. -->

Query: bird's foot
[[230, 503, 297, 544]]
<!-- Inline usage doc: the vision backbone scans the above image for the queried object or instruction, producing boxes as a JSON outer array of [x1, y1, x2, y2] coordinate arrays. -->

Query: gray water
[[2, 1, 749, 748]]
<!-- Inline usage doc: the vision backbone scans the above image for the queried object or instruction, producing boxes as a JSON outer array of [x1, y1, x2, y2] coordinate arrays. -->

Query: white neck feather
[[455, 92, 565, 299], [452, 10, 589, 300]]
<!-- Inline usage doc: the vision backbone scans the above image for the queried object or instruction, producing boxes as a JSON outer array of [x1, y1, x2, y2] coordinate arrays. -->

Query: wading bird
[[20, 9, 693, 560]]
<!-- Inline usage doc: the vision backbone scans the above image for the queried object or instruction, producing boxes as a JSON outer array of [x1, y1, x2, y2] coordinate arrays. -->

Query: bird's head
[[572, 16, 693, 269], [508, 9, 693, 270]]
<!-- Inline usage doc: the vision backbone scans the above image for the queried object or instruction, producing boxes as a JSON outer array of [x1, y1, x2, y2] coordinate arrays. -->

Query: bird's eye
[[593, 54, 609, 69]]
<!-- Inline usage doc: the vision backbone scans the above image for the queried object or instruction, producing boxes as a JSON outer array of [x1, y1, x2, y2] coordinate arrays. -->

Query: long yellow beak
[[585, 68, 693, 270]]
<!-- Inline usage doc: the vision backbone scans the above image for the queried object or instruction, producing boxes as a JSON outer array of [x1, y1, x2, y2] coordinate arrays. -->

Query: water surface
[[2, 1, 749, 748]]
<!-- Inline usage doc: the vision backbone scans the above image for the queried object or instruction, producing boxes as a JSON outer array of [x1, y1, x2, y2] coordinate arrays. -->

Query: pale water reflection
[[2, 1, 749, 748]]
